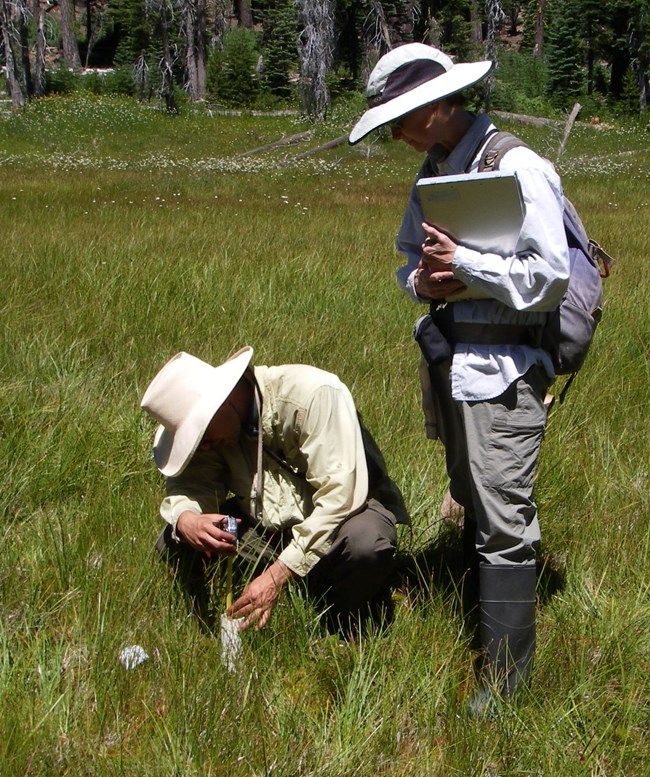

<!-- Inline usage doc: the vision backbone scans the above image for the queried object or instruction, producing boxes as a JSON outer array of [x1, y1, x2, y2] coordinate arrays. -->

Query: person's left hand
[[227, 560, 295, 630], [415, 222, 467, 300], [420, 222, 458, 271]]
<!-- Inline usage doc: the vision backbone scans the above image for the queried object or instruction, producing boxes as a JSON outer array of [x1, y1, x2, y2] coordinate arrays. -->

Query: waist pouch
[[414, 314, 451, 365]]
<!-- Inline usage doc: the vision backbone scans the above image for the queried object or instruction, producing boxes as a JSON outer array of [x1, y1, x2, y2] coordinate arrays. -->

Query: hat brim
[[349, 60, 494, 145], [153, 347, 253, 477]]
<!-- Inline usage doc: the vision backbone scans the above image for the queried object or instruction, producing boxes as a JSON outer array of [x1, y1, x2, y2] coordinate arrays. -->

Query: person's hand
[[228, 560, 294, 630], [415, 222, 467, 299], [421, 222, 458, 269], [176, 511, 238, 557], [415, 260, 467, 299]]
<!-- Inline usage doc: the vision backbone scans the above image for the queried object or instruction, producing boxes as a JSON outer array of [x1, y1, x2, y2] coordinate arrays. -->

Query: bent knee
[[338, 505, 397, 565]]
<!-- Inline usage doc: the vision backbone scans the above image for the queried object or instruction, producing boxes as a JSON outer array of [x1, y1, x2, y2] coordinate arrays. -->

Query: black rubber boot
[[468, 563, 537, 717]]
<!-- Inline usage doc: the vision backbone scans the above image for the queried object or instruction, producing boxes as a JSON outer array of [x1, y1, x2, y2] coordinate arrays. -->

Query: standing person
[[349, 43, 570, 711], [141, 346, 408, 635]]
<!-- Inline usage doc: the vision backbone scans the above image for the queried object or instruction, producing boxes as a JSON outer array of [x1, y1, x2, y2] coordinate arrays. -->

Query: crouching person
[[140, 346, 408, 635]]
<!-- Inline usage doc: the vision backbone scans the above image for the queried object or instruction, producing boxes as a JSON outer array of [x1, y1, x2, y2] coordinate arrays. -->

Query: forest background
[[1, 0, 649, 122]]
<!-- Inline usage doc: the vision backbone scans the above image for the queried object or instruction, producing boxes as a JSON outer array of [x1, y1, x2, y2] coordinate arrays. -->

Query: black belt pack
[[413, 313, 452, 365]]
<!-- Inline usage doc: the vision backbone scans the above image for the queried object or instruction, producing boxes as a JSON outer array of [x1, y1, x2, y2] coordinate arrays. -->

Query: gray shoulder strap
[[478, 131, 529, 172]]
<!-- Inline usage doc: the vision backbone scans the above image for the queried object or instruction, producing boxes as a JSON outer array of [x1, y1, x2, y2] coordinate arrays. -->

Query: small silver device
[[224, 515, 238, 548]]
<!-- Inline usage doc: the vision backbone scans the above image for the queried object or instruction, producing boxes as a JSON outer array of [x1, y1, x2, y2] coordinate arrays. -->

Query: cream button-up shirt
[[159, 364, 371, 577]]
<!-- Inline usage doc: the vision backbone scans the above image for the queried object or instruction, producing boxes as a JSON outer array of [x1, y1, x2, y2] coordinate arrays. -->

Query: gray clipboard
[[416, 170, 525, 255]]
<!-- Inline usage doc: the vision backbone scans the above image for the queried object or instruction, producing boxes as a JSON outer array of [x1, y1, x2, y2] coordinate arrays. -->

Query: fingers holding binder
[[417, 222, 467, 299], [415, 261, 467, 300], [421, 222, 458, 269]]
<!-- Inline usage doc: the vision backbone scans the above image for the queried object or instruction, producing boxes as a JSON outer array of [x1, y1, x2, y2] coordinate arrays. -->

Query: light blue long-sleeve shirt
[[396, 113, 570, 401]]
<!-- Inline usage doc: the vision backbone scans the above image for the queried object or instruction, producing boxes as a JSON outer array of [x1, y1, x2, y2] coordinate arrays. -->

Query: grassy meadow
[[1, 95, 649, 775]]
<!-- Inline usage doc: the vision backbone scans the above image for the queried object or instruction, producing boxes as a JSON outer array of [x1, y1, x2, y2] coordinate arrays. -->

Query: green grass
[[1, 96, 649, 775]]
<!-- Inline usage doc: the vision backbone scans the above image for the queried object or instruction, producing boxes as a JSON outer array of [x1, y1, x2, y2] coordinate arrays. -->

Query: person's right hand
[[415, 261, 467, 299], [176, 511, 238, 557]]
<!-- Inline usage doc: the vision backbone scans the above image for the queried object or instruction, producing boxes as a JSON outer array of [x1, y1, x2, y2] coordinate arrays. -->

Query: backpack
[[479, 131, 612, 379]]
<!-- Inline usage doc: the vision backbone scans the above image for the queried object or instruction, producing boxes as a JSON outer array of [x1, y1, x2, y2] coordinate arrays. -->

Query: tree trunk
[[532, 0, 544, 57], [362, 0, 391, 81], [0, 0, 26, 107], [296, 0, 334, 119], [196, 0, 206, 96], [84, 0, 93, 67], [639, 70, 648, 112], [373, 0, 392, 51], [484, 0, 504, 108], [59, 0, 81, 70], [159, 0, 178, 112], [184, 0, 199, 97], [134, 49, 149, 99], [184, 0, 206, 100], [34, 0, 47, 95], [17, 0, 33, 97], [211, 0, 230, 47], [233, 0, 252, 28], [417, 0, 443, 47], [470, 0, 482, 46]]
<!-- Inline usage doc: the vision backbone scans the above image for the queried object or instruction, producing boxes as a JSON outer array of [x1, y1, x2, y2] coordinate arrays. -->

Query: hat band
[[368, 59, 447, 108]]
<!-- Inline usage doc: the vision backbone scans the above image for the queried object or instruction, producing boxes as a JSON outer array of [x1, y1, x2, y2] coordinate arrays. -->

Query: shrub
[[329, 89, 367, 126], [103, 66, 136, 97], [207, 28, 261, 107], [78, 71, 105, 95], [496, 50, 549, 100], [45, 65, 79, 95]]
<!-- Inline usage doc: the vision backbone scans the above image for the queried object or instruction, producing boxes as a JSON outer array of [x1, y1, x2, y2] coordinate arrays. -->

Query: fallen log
[[491, 110, 561, 128], [236, 131, 312, 157], [292, 135, 348, 160]]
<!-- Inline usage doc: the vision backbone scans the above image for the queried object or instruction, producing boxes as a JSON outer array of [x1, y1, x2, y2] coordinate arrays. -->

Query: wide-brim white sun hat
[[349, 43, 494, 145], [141, 347, 253, 477]]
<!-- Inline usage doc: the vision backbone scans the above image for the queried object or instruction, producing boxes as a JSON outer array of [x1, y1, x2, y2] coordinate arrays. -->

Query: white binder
[[416, 170, 525, 256]]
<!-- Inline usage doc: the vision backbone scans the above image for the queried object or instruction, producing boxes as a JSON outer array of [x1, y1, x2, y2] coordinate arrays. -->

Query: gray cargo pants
[[427, 362, 550, 566]]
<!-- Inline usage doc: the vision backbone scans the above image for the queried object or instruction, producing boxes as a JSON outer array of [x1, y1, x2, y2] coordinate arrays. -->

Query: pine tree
[[260, 0, 296, 100], [211, 26, 260, 106], [545, 0, 584, 108]]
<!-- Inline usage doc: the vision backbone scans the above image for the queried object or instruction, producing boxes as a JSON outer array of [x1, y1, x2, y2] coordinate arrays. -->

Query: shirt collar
[[436, 112, 493, 175]]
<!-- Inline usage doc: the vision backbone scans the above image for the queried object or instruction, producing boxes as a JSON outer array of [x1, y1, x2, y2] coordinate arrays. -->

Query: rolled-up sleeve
[[277, 383, 369, 577]]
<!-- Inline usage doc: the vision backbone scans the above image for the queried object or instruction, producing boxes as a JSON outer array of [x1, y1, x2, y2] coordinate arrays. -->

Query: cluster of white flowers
[[559, 155, 649, 179]]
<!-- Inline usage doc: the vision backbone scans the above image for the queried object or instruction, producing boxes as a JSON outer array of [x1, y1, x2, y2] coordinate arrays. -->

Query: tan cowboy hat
[[141, 347, 253, 477], [349, 43, 494, 145]]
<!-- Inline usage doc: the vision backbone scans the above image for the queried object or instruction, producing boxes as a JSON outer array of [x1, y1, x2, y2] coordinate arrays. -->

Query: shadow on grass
[[393, 522, 567, 642]]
